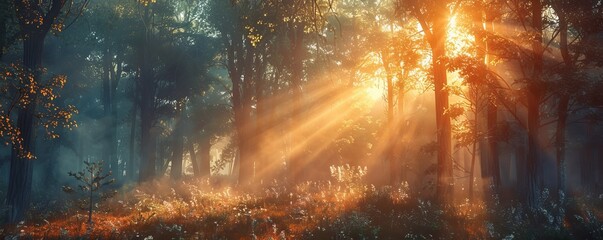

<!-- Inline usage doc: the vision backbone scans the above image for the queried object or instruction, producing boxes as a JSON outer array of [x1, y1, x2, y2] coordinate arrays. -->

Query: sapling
[[63, 160, 116, 227]]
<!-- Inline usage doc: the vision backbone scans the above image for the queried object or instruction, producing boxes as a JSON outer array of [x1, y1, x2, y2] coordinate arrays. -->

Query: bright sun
[[446, 15, 475, 57], [364, 84, 383, 101]]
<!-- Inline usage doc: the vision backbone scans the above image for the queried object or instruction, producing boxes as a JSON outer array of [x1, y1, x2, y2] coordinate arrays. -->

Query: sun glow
[[364, 84, 384, 101], [446, 15, 475, 57]]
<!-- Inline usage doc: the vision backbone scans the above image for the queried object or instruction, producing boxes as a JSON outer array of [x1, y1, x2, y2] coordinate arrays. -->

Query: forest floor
[[1, 178, 603, 239]]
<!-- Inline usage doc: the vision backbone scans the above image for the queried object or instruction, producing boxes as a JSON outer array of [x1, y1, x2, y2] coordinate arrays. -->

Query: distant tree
[[208, 0, 277, 185], [549, 0, 603, 194]]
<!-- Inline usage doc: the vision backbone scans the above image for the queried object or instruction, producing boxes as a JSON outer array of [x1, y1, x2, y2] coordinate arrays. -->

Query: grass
[[2, 178, 603, 239]]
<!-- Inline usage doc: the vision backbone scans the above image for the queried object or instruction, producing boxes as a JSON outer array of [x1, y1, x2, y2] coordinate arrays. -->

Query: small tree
[[63, 160, 116, 227]]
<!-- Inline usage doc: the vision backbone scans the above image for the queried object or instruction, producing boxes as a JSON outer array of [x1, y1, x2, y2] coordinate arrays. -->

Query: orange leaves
[[138, 0, 157, 7], [0, 115, 22, 148], [0, 63, 78, 158]]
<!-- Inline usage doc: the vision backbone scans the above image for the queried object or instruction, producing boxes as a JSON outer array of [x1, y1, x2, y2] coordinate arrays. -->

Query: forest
[[1, 0, 603, 239]]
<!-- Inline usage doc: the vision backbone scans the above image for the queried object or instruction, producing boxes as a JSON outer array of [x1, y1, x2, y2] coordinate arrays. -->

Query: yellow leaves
[[52, 21, 64, 33], [0, 63, 78, 159], [138, 0, 157, 7], [245, 25, 263, 47], [40, 88, 53, 99]]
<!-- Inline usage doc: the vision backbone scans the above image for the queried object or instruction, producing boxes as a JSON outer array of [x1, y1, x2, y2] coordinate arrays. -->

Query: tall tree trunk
[[481, 6, 501, 191], [254, 52, 270, 182], [395, 71, 407, 181], [110, 63, 121, 179], [383, 56, 399, 185], [487, 105, 500, 188], [555, 7, 571, 194], [6, 32, 44, 223], [128, 101, 137, 181], [427, 4, 453, 204], [102, 48, 117, 178], [526, 0, 544, 207], [6, 0, 65, 223], [236, 50, 255, 185], [139, 7, 156, 183], [0, 11, 6, 59], [556, 95, 568, 193], [469, 130, 477, 202], [229, 45, 254, 185]]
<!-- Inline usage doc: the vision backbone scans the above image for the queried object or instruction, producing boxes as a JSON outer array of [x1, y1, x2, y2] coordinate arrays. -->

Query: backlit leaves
[[138, 0, 157, 7], [0, 63, 78, 158]]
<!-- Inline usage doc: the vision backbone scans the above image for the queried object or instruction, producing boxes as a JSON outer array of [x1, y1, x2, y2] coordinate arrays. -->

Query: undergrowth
[[1, 178, 602, 239]]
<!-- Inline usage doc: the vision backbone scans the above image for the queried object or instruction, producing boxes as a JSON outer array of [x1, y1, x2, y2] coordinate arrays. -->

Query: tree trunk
[[526, 0, 543, 207], [488, 105, 500, 189], [139, 7, 156, 183], [189, 139, 200, 176], [6, 32, 43, 224], [110, 63, 121, 179], [469, 134, 477, 202], [171, 116, 184, 180], [483, 8, 501, 192], [0, 12, 6, 59], [128, 102, 137, 181], [198, 137, 211, 178], [555, 6, 571, 195], [102, 48, 118, 179], [556, 95, 568, 193], [428, 5, 454, 204], [395, 71, 407, 181], [384, 56, 399, 185]]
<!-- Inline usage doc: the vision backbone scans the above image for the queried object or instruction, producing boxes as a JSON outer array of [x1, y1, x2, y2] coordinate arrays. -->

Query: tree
[[208, 0, 278, 185], [137, 0, 157, 183], [62, 160, 116, 227], [398, 0, 453, 203], [549, 0, 603, 194], [4, 0, 70, 224]]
